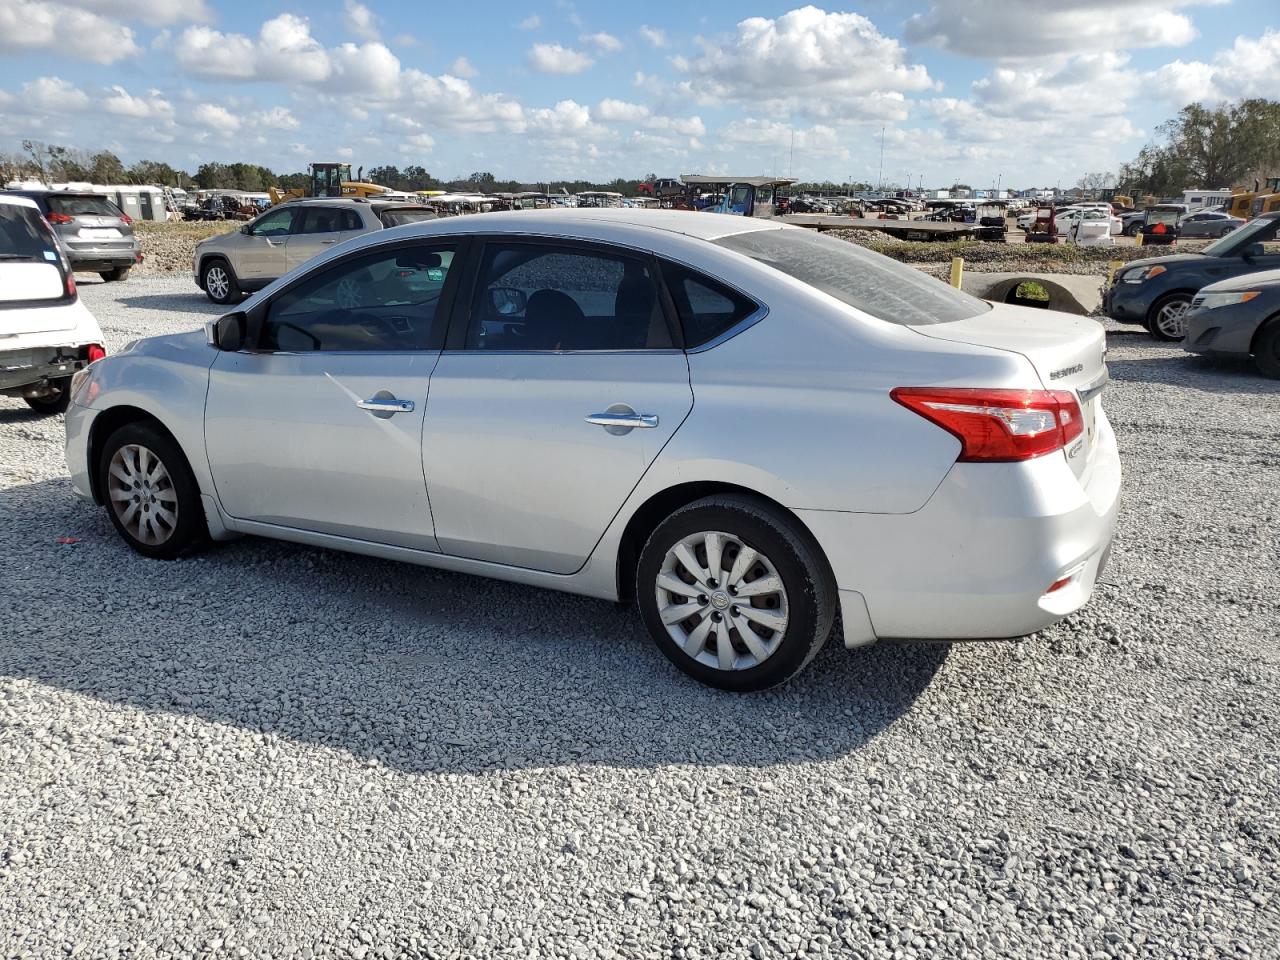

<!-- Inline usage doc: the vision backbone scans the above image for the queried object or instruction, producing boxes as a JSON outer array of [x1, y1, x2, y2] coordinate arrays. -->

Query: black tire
[[1123, 221, 1141, 237], [201, 258, 241, 305], [100, 267, 130, 282], [1255, 318, 1280, 380], [97, 421, 207, 560], [1146, 293, 1192, 341], [23, 378, 71, 415], [636, 494, 837, 692]]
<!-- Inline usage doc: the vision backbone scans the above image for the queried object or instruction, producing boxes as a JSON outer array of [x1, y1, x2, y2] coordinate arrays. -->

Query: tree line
[[1116, 98, 1280, 198]]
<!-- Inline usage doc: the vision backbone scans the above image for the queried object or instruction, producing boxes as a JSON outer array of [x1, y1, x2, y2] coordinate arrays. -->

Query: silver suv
[[3, 189, 141, 281], [193, 198, 438, 303]]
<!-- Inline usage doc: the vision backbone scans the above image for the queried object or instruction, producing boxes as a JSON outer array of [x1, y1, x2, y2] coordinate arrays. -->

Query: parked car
[[69, 210, 1119, 691], [0, 195, 106, 414], [1183, 267, 1280, 378], [1103, 212, 1280, 340], [1120, 211, 1146, 237], [193, 198, 439, 303], [1177, 210, 1244, 238], [2, 189, 141, 281]]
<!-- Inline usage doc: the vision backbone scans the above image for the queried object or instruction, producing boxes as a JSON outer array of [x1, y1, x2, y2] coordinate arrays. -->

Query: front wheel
[[202, 259, 241, 305], [1123, 222, 1141, 237], [637, 495, 837, 691], [97, 422, 207, 560], [1255, 319, 1280, 380], [23, 378, 71, 415], [1147, 294, 1192, 341]]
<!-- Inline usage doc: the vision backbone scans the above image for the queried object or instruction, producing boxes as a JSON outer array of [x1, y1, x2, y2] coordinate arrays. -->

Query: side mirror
[[207, 311, 246, 351], [1241, 242, 1264, 260], [489, 287, 527, 317]]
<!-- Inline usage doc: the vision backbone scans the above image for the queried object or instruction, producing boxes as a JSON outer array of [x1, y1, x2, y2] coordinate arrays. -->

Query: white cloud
[[596, 98, 648, 123], [400, 71, 525, 133], [675, 8, 936, 121], [0, 1, 139, 63], [905, 0, 1216, 59], [527, 42, 594, 75], [65, 0, 212, 25], [1147, 29, 1280, 103], [175, 15, 332, 83], [253, 106, 299, 131], [21, 76, 91, 113], [594, 99, 705, 137], [518, 14, 541, 29], [638, 25, 667, 48], [404, 132, 436, 151], [449, 56, 478, 78], [343, 0, 380, 41], [102, 85, 173, 120], [720, 119, 846, 157], [580, 31, 622, 53], [192, 103, 240, 134]]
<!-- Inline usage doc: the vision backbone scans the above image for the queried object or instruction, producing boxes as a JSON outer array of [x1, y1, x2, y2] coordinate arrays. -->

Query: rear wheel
[[202, 259, 240, 305], [1123, 221, 1141, 237], [100, 267, 130, 282], [1147, 293, 1192, 341], [97, 422, 207, 560], [637, 495, 836, 691], [1255, 319, 1280, 379], [23, 378, 71, 415]]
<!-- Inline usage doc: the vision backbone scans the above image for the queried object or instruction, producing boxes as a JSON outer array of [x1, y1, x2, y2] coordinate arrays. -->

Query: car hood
[[1120, 252, 1207, 272], [123, 328, 209, 358], [1200, 267, 1280, 292]]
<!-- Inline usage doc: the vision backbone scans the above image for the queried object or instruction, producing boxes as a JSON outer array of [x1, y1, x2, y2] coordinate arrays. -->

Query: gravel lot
[[2, 276, 1278, 959]]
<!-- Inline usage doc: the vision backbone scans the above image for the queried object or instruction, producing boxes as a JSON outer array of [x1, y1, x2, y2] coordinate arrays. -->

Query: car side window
[[659, 261, 759, 348], [340, 209, 363, 231], [249, 208, 295, 237], [466, 243, 672, 351], [260, 244, 456, 352], [297, 207, 343, 234]]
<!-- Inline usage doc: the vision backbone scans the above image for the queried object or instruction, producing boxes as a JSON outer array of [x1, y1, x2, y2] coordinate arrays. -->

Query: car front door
[[285, 206, 358, 272], [204, 240, 462, 550], [236, 207, 296, 281], [422, 239, 694, 574]]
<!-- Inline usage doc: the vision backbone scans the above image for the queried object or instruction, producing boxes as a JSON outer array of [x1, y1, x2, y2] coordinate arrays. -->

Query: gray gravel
[[2, 276, 1278, 959]]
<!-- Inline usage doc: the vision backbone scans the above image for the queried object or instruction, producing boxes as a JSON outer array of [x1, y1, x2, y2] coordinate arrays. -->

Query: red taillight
[[66, 272, 77, 297], [47, 212, 73, 224], [891, 387, 1084, 462], [86, 344, 106, 363], [119, 213, 133, 225]]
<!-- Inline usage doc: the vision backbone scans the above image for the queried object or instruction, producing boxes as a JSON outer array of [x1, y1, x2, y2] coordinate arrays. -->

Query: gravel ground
[[2, 276, 1278, 959]]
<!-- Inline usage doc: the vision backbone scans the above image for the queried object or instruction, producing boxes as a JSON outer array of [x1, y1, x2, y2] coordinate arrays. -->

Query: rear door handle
[[585, 412, 658, 429], [357, 397, 415, 414]]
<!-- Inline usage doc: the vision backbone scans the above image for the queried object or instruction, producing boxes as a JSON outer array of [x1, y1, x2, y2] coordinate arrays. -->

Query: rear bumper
[[800, 409, 1121, 642], [67, 243, 141, 271], [0, 347, 93, 392]]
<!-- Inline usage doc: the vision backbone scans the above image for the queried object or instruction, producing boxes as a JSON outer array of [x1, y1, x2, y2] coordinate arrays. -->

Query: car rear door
[[285, 206, 354, 272], [422, 238, 693, 574]]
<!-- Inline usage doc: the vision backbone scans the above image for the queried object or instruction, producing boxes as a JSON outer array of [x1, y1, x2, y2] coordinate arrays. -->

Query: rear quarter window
[[715, 228, 989, 326], [659, 261, 759, 347]]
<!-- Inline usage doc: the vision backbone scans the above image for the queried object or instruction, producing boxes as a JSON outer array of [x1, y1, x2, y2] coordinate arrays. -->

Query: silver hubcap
[[655, 531, 789, 672], [107, 444, 179, 546], [206, 266, 229, 300], [1156, 300, 1190, 338]]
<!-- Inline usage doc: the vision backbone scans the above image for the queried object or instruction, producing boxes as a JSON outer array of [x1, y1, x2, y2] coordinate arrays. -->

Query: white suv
[[0, 195, 106, 414]]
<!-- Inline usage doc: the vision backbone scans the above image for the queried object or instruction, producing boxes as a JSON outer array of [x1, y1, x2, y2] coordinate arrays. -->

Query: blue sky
[[1, 0, 1277, 188]]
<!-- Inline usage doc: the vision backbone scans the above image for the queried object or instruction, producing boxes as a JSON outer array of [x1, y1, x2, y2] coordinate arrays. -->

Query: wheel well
[[86, 406, 183, 505], [614, 481, 829, 605], [196, 254, 230, 289], [1251, 311, 1280, 355], [1146, 289, 1197, 322]]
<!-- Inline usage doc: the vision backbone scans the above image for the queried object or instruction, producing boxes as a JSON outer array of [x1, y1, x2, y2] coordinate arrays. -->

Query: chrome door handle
[[357, 397, 414, 414], [321, 239, 339, 244], [585, 412, 658, 429]]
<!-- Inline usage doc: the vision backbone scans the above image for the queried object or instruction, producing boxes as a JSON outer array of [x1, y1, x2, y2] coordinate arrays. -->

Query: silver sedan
[[65, 211, 1120, 690]]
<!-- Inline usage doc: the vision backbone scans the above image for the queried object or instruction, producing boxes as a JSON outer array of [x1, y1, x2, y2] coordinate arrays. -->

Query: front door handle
[[321, 239, 339, 244], [357, 397, 414, 414], [585, 412, 658, 429]]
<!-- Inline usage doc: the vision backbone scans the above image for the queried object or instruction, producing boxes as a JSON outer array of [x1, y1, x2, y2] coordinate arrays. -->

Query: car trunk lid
[[0, 262, 77, 331], [910, 304, 1109, 480]]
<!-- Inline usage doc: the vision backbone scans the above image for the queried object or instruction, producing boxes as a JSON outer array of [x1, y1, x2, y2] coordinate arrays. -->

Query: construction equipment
[[1228, 177, 1280, 219], [268, 162, 393, 205]]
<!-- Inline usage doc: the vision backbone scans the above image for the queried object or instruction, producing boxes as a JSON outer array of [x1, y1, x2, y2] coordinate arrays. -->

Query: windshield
[[1203, 215, 1280, 256], [716, 228, 989, 325], [46, 194, 124, 218]]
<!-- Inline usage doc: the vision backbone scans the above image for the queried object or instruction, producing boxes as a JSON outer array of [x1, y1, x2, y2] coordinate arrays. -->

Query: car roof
[[0, 194, 40, 210], [376, 208, 787, 242]]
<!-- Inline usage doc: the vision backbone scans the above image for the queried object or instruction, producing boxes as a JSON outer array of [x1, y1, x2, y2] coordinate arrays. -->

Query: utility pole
[[877, 126, 885, 193], [789, 127, 795, 180]]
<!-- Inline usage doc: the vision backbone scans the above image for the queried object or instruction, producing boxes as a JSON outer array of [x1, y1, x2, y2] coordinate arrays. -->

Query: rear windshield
[[379, 208, 438, 227], [46, 194, 123, 218], [716, 228, 990, 325], [0, 203, 61, 261]]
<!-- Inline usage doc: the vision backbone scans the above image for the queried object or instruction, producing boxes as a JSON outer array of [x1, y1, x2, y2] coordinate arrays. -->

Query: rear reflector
[[891, 387, 1084, 462], [1046, 575, 1073, 594], [86, 344, 106, 363]]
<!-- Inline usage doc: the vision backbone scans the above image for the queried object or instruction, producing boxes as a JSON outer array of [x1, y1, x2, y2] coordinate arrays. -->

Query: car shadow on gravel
[[1106, 354, 1279, 395], [115, 293, 227, 316], [1, 477, 950, 774]]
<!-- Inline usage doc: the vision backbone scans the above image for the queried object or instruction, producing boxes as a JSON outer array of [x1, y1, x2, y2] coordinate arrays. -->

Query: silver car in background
[[68, 210, 1120, 690]]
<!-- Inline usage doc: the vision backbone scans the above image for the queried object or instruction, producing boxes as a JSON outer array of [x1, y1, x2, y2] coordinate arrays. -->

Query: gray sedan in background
[[1178, 210, 1245, 239], [1184, 267, 1280, 378]]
